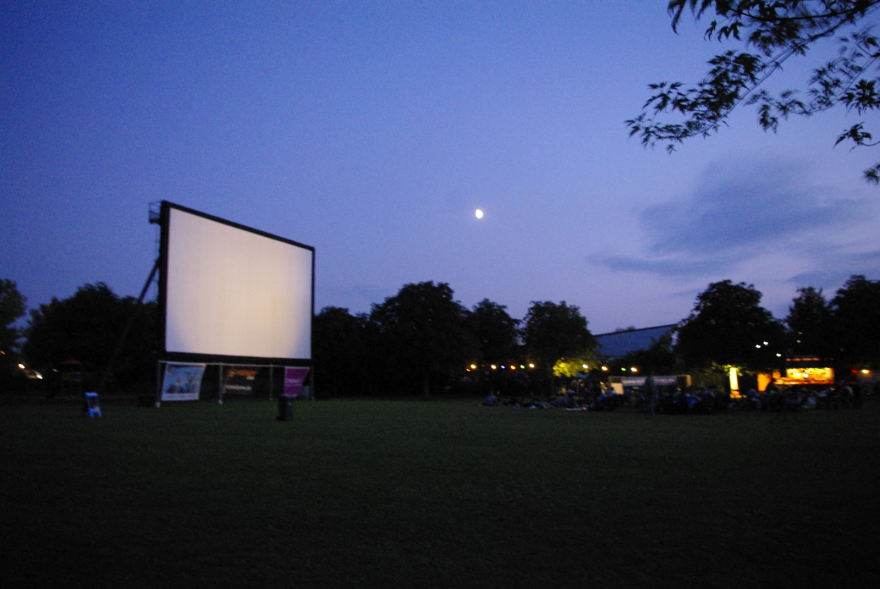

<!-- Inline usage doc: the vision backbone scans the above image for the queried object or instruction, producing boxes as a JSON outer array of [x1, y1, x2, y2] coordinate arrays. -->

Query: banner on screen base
[[283, 367, 310, 397], [162, 363, 205, 401], [620, 376, 678, 387], [224, 368, 257, 395]]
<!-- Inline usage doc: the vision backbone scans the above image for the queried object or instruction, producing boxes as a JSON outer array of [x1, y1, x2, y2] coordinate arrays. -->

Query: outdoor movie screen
[[160, 202, 313, 362]]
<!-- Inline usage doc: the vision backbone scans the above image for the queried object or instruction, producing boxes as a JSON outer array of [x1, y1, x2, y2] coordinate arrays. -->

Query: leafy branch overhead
[[626, 0, 880, 183]]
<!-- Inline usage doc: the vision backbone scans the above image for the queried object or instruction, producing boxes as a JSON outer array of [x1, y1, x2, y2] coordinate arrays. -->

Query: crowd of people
[[482, 379, 619, 410], [741, 382, 863, 411], [482, 378, 868, 414]]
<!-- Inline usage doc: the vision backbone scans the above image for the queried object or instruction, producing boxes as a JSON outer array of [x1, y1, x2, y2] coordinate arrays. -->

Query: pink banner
[[283, 367, 310, 397]]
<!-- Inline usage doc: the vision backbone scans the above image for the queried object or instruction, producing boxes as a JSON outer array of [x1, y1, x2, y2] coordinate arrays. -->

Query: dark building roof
[[594, 324, 676, 358]]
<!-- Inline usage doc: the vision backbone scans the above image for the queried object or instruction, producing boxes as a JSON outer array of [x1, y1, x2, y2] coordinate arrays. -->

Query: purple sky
[[3, 2, 879, 334]]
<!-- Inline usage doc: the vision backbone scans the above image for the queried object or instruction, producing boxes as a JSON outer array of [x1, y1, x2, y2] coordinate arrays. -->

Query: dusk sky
[[3, 1, 879, 335]]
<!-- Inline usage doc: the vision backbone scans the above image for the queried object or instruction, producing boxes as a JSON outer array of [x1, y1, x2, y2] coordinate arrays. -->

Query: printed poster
[[161, 363, 205, 401], [283, 367, 310, 398], [224, 368, 257, 395]]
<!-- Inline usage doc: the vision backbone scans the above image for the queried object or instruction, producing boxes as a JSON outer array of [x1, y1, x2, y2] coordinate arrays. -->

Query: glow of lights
[[475, 209, 483, 219], [756, 344, 762, 348], [631, 367, 638, 373], [528, 363, 534, 368], [18, 364, 25, 370], [490, 364, 497, 370], [582, 364, 588, 369], [729, 367, 739, 394], [776, 353, 782, 357], [470, 364, 477, 370], [862, 369, 870, 374], [601, 366, 608, 371], [781, 367, 833, 385]]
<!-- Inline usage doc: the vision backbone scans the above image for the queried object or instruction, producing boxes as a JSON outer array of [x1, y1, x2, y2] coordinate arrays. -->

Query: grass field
[[1, 395, 878, 588]]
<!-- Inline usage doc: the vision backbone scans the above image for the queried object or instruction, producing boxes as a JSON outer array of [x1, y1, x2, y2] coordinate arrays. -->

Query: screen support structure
[[97, 258, 160, 396]]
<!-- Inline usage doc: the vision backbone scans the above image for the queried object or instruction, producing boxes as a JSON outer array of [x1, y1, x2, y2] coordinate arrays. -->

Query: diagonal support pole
[[97, 258, 160, 395]]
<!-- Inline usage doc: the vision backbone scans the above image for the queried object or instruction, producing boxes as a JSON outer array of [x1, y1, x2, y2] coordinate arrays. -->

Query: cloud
[[601, 254, 733, 277], [788, 249, 880, 292], [602, 156, 872, 277]]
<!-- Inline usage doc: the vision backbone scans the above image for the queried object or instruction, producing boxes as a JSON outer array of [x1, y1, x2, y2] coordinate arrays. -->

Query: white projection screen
[[160, 202, 313, 362]]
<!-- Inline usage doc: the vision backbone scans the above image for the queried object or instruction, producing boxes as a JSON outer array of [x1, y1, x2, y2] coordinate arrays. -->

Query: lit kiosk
[[153, 202, 314, 407]]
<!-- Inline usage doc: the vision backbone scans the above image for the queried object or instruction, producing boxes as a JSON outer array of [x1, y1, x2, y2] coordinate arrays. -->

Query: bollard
[[276, 395, 293, 421]]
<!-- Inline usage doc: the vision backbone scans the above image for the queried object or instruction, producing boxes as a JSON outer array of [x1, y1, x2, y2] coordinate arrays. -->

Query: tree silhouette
[[313, 307, 369, 397], [677, 280, 785, 371], [786, 286, 834, 357], [521, 301, 596, 393], [23, 283, 156, 390], [830, 274, 880, 366], [466, 299, 520, 365], [370, 282, 473, 397], [0, 279, 26, 356]]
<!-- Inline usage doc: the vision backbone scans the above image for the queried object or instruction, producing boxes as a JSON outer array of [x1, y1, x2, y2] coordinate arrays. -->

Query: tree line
[[613, 277, 880, 386], [0, 281, 157, 393], [1, 275, 878, 396], [314, 282, 596, 398]]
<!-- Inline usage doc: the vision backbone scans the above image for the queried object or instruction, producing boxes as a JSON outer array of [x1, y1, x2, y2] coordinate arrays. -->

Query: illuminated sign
[[773, 367, 834, 386]]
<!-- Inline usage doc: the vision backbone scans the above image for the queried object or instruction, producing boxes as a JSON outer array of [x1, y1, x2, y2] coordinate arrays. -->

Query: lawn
[[1, 396, 878, 588]]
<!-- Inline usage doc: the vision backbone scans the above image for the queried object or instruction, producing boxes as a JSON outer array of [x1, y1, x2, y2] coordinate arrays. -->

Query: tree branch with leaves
[[627, 0, 880, 183]]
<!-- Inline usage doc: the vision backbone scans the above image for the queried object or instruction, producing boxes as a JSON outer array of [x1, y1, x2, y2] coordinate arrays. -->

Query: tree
[[830, 274, 880, 366], [313, 306, 369, 397], [23, 283, 157, 391], [521, 301, 597, 393], [676, 280, 785, 371], [0, 279, 26, 356], [786, 286, 834, 356], [369, 281, 474, 396], [627, 1, 880, 183], [460, 300, 524, 396], [1, 279, 27, 382], [552, 355, 601, 378], [465, 299, 520, 365]]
